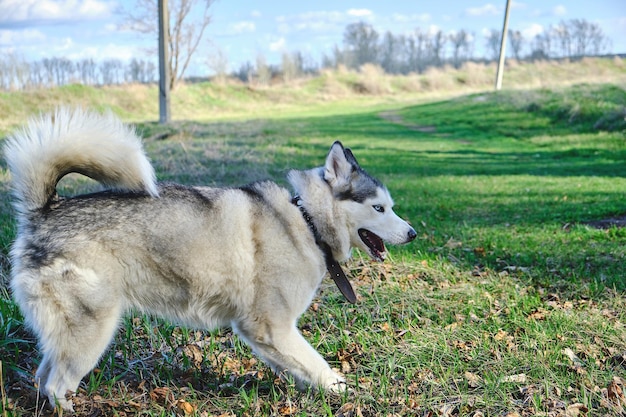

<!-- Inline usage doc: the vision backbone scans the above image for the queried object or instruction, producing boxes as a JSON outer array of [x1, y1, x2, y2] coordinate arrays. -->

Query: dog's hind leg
[[13, 266, 122, 411], [234, 320, 346, 392]]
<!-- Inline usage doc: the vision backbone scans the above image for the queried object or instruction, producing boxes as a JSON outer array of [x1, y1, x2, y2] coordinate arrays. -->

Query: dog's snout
[[407, 228, 417, 242]]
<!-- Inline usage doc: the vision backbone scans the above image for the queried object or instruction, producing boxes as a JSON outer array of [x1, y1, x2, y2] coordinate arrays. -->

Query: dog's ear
[[343, 147, 360, 169], [324, 141, 355, 189]]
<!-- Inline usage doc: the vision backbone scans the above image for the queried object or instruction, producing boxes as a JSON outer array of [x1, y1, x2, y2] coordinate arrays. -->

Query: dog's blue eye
[[373, 205, 385, 213]]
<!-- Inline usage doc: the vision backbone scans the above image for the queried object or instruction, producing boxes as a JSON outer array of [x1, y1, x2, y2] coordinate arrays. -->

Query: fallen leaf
[[444, 238, 463, 249], [494, 329, 508, 341], [278, 404, 298, 415], [464, 371, 482, 388], [440, 403, 457, 417], [607, 377, 626, 406], [527, 309, 546, 321], [563, 348, 586, 374], [500, 374, 527, 384], [150, 387, 173, 405], [379, 322, 392, 332], [181, 343, 203, 368], [336, 402, 363, 417], [565, 402, 588, 417], [177, 399, 195, 414]]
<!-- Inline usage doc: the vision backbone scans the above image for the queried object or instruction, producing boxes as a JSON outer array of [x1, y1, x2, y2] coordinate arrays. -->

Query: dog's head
[[323, 141, 416, 261]]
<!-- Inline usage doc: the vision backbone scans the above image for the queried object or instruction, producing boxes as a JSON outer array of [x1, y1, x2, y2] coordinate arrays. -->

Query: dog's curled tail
[[4, 107, 158, 214]]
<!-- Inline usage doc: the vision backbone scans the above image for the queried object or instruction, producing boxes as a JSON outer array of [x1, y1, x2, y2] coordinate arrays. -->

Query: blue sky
[[0, 0, 624, 76]]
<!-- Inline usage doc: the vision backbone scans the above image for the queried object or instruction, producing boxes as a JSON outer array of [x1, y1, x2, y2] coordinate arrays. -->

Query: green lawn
[[1, 83, 626, 416]]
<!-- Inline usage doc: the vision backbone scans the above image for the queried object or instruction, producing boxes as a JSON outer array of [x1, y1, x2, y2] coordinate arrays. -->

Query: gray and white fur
[[4, 108, 416, 411]]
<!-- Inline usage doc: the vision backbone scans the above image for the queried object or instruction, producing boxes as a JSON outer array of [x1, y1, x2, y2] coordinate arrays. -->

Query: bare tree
[[123, 0, 215, 90], [553, 22, 571, 57], [29, 60, 45, 88], [332, 44, 346, 68], [449, 30, 472, 68], [281, 51, 304, 81], [343, 21, 379, 69], [100, 59, 124, 85], [255, 54, 271, 86], [588, 23, 609, 55], [233, 61, 253, 82], [79, 59, 97, 85], [530, 27, 553, 60], [9, 54, 31, 90], [206, 45, 229, 81], [380, 31, 399, 73], [569, 19, 608, 56], [508, 29, 524, 60], [485, 29, 501, 60], [413, 29, 430, 73], [320, 52, 334, 69], [428, 30, 447, 67]]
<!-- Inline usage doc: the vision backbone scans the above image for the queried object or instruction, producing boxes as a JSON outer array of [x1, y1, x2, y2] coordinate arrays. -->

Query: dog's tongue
[[358, 229, 386, 261]]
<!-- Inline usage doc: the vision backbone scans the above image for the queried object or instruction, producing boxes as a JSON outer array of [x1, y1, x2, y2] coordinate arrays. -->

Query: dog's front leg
[[234, 321, 346, 392]]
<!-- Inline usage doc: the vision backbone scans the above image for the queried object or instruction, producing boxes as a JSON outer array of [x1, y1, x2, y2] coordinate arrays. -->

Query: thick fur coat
[[4, 108, 416, 410]]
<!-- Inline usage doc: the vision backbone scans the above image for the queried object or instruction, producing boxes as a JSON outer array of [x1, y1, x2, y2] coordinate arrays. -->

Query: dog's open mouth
[[358, 229, 386, 261]]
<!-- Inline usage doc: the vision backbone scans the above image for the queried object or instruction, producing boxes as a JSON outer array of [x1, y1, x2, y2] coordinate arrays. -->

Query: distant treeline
[[0, 18, 612, 90], [0, 56, 156, 91]]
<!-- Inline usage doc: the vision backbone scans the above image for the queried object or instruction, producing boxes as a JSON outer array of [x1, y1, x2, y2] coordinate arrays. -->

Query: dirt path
[[378, 110, 626, 229], [378, 110, 437, 133]]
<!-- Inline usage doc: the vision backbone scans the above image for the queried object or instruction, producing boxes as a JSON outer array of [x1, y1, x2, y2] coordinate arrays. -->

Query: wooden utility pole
[[158, 0, 171, 124], [495, 0, 511, 90]]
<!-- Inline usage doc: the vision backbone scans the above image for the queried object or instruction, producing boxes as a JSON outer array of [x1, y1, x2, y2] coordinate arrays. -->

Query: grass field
[[1, 60, 626, 416]]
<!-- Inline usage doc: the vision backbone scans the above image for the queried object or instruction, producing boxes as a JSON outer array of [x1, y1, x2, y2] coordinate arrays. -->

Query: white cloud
[[275, 10, 348, 34], [347, 9, 372, 18], [231, 21, 256, 34], [298, 11, 344, 22], [294, 21, 337, 32], [552, 5, 567, 16], [277, 22, 291, 34], [522, 23, 544, 39], [392, 13, 431, 23], [0, 0, 116, 27], [58, 37, 75, 52], [425, 24, 442, 35], [104, 23, 118, 32], [78, 0, 114, 18], [62, 43, 142, 61], [269, 37, 286, 52], [251, 10, 262, 18], [466, 3, 500, 17], [0, 29, 46, 45]]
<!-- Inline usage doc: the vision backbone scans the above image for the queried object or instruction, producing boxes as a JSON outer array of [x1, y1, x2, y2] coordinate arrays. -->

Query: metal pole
[[495, 0, 511, 90], [158, 0, 171, 124]]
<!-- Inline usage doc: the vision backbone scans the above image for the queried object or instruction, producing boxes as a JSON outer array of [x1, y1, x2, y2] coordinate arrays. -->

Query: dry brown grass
[[1, 57, 625, 133]]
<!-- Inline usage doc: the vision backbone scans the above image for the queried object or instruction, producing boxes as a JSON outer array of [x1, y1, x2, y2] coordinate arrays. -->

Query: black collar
[[292, 196, 357, 304]]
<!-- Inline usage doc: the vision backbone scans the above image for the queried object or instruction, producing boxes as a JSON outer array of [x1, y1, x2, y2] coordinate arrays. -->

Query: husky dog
[[4, 108, 416, 411]]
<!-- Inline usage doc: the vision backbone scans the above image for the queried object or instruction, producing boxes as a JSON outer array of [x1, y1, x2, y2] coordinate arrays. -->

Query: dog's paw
[[50, 398, 74, 413], [45, 392, 74, 413], [326, 380, 349, 393], [322, 371, 350, 393]]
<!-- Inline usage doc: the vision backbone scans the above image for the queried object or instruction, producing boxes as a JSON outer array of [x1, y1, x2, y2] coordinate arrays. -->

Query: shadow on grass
[[1, 85, 624, 293]]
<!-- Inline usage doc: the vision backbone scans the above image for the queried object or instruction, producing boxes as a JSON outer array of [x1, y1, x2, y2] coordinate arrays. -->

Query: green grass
[[1, 81, 626, 416]]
